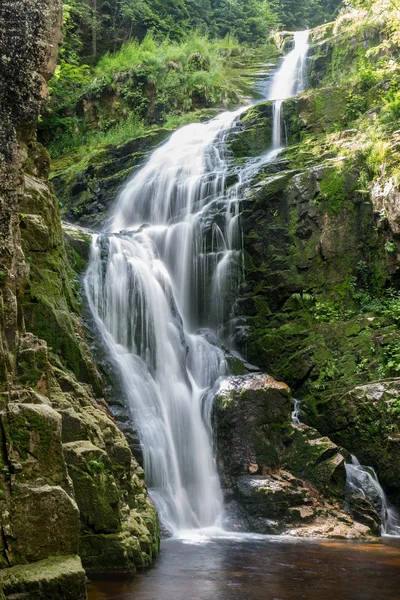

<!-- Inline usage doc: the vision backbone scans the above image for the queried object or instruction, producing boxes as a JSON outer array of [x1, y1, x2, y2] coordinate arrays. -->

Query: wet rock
[[213, 374, 367, 536], [315, 380, 400, 508]]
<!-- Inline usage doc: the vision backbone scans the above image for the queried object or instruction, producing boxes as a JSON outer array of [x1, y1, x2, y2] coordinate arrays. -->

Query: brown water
[[87, 535, 400, 600]]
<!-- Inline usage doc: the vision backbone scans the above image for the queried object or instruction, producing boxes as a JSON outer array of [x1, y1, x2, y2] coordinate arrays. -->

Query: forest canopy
[[63, 0, 343, 61]]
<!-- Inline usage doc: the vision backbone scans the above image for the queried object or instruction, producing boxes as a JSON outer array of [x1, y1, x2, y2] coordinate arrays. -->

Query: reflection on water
[[87, 536, 400, 600]]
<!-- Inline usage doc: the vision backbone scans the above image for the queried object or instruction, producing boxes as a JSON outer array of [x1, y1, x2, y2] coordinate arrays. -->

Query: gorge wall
[[230, 9, 400, 510], [0, 2, 159, 598]]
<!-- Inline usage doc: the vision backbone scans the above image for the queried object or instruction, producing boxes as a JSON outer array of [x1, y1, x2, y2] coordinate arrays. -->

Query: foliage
[[59, 0, 341, 63], [46, 114, 147, 159], [380, 90, 400, 133], [41, 0, 343, 159], [42, 32, 252, 157]]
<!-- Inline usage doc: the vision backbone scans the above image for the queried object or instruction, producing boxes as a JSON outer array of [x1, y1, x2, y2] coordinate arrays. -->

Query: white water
[[269, 30, 309, 149], [85, 33, 309, 534], [346, 455, 400, 536], [291, 399, 301, 425]]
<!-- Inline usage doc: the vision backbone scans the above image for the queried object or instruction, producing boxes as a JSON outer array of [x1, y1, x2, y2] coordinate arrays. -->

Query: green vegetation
[[61, 0, 340, 63], [41, 0, 342, 163], [41, 32, 262, 159]]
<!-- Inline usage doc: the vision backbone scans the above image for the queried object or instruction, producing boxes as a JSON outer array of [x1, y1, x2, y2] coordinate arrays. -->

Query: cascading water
[[293, 399, 400, 537], [346, 456, 400, 536], [291, 399, 301, 425], [85, 33, 310, 535], [269, 30, 309, 149]]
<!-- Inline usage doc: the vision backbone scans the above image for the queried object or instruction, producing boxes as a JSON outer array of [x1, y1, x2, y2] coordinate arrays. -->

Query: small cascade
[[269, 30, 309, 149], [291, 403, 400, 537], [85, 32, 311, 535], [345, 456, 400, 536], [291, 399, 301, 425]]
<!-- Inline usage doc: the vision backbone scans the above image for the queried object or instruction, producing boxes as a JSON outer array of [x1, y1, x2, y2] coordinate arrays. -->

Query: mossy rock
[[52, 129, 172, 228], [63, 441, 121, 534], [80, 525, 156, 572], [6, 484, 80, 566], [2, 402, 68, 487], [284, 424, 346, 495], [228, 102, 273, 159], [1, 555, 86, 600]]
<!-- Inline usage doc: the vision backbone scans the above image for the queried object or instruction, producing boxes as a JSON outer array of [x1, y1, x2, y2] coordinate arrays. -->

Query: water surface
[[88, 536, 400, 600]]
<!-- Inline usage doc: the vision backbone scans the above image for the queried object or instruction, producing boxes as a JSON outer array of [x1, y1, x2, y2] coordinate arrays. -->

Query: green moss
[[1, 555, 86, 600]]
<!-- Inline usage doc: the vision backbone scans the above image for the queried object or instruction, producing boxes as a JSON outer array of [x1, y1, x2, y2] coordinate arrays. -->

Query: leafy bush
[[380, 90, 400, 132], [42, 32, 250, 158], [344, 92, 368, 123]]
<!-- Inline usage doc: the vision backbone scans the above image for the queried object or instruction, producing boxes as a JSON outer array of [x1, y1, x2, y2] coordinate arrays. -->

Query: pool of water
[[87, 535, 400, 600]]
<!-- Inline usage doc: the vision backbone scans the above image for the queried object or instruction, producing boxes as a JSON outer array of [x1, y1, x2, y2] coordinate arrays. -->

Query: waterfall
[[84, 33, 310, 535], [269, 30, 309, 148], [291, 399, 301, 425], [346, 456, 400, 536]]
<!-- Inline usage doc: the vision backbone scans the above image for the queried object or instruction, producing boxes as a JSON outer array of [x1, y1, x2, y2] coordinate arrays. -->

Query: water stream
[[84, 33, 310, 535], [346, 456, 400, 536], [270, 30, 309, 149]]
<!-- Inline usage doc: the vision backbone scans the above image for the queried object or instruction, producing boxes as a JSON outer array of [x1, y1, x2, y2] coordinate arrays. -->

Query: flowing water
[[270, 30, 309, 149], [85, 31, 310, 536], [346, 456, 400, 536]]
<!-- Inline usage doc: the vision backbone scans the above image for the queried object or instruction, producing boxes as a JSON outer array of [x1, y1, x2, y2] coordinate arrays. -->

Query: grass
[[44, 32, 270, 161]]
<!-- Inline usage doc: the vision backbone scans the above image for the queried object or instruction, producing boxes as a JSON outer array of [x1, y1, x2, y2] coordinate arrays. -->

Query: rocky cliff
[[213, 374, 375, 538], [0, 2, 159, 598], [229, 5, 400, 511]]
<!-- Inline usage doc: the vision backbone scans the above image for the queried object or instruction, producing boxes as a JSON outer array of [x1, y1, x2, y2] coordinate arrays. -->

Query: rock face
[[225, 15, 400, 512], [213, 374, 371, 538], [316, 380, 400, 508], [52, 130, 171, 229], [0, 1, 159, 597]]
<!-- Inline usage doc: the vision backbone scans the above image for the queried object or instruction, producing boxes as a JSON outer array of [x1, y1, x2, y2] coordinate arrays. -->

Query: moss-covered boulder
[[6, 484, 80, 566], [63, 441, 121, 534], [1, 556, 86, 600], [2, 402, 70, 487], [213, 374, 367, 537]]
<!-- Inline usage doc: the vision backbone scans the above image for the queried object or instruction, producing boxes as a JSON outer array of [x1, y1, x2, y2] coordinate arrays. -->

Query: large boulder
[[213, 374, 366, 537], [1, 556, 86, 600]]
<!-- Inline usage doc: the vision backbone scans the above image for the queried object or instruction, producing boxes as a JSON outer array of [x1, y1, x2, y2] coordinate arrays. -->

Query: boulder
[[213, 374, 365, 537], [2, 403, 69, 488], [1, 556, 86, 600], [6, 484, 80, 565], [63, 441, 121, 534]]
